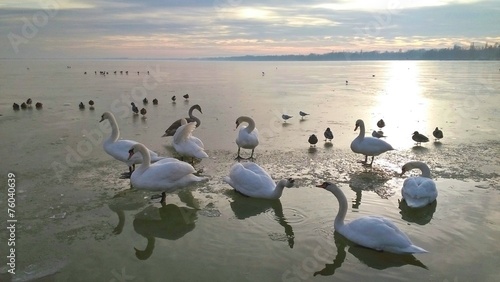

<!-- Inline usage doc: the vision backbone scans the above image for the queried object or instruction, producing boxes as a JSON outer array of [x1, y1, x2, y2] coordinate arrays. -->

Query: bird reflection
[[314, 232, 427, 277], [133, 203, 198, 260], [399, 199, 437, 225], [348, 170, 393, 200], [229, 192, 295, 248], [108, 190, 147, 235]]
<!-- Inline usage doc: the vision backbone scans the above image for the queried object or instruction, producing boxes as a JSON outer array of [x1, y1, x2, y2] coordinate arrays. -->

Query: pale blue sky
[[0, 0, 498, 58]]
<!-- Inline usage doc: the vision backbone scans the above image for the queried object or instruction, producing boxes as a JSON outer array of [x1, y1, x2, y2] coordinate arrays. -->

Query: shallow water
[[0, 60, 499, 281]]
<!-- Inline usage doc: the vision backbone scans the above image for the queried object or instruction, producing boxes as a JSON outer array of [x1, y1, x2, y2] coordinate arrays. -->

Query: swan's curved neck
[[188, 106, 201, 125], [356, 122, 365, 139], [271, 179, 288, 198], [107, 115, 120, 142], [136, 144, 151, 167], [239, 116, 256, 133], [326, 185, 347, 229], [409, 162, 432, 178]]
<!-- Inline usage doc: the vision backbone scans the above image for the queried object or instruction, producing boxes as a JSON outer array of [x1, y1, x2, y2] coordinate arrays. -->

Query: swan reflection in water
[[314, 232, 427, 277], [108, 190, 147, 235], [399, 199, 437, 225], [133, 202, 198, 260], [228, 191, 295, 248]]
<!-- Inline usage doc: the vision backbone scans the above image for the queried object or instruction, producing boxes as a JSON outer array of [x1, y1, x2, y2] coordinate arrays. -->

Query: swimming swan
[[315, 181, 428, 254], [224, 162, 294, 199], [400, 161, 437, 208]]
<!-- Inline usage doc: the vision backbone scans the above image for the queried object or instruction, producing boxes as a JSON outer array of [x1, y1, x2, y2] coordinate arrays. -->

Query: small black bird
[[143, 98, 148, 104], [433, 127, 443, 141], [412, 131, 429, 146], [131, 102, 139, 114], [13, 103, 20, 110], [324, 128, 333, 142], [35, 102, 43, 109], [140, 108, 147, 117], [308, 134, 318, 147], [26, 98, 32, 106], [21, 102, 28, 109], [183, 94, 189, 100], [89, 100, 94, 106], [377, 119, 385, 129], [79, 102, 85, 109], [171, 95, 176, 102], [152, 98, 158, 105]]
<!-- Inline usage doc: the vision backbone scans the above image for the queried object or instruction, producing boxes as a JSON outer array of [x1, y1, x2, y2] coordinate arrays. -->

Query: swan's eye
[[128, 149, 134, 154]]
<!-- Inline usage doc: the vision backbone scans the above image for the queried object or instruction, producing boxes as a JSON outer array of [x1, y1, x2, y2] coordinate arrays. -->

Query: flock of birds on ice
[[13, 93, 446, 256]]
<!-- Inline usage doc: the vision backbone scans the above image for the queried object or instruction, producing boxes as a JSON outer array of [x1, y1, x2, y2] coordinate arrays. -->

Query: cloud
[[0, 0, 498, 58]]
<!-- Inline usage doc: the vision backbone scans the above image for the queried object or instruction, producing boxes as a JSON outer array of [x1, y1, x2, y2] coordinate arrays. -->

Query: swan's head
[[100, 112, 113, 122], [193, 104, 202, 114], [285, 178, 295, 188], [315, 181, 332, 189], [354, 119, 363, 131], [235, 117, 243, 129], [127, 146, 137, 160]]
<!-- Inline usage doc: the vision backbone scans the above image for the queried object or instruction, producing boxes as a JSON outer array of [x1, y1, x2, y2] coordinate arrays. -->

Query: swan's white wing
[[104, 139, 137, 163], [351, 136, 393, 156], [342, 216, 418, 253], [236, 127, 259, 149], [134, 161, 197, 189], [173, 122, 196, 144], [402, 177, 438, 207], [225, 163, 274, 197]]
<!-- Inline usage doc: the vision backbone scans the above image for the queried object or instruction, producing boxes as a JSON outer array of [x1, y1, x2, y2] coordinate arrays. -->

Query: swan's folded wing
[[106, 139, 138, 162], [240, 162, 274, 186], [346, 216, 412, 250], [144, 161, 197, 182], [227, 163, 268, 195], [403, 177, 437, 199]]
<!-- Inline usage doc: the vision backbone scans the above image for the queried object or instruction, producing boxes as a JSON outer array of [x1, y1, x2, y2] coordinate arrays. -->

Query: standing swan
[[350, 119, 394, 166], [100, 112, 164, 177], [224, 162, 294, 199], [235, 116, 259, 159], [400, 161, 437, 208], [128, 143, 207, 202], [162, 104, 202, 137], [315, 181, 427, 254], [173, 119, 208, 162]]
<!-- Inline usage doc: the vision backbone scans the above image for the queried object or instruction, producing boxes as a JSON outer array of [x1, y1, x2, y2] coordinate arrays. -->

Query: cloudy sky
[[0, 0, 498, 58]]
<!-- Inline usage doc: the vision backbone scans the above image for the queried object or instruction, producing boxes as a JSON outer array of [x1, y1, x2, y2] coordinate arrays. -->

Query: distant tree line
[[206, 43, 500, 61]]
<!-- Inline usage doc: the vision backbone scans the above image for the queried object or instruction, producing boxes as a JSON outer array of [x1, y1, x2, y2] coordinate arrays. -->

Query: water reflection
[[399, 199, 437, 225], [133, 203, 198, 260], [314, 232, 427, 277], [348, 170, 394, 199], [229, 192, 295, 248], [108, 190, 147, 235]]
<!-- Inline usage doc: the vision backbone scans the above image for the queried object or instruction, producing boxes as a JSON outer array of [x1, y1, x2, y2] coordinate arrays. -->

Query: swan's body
[[235, 116, 259, 159], [350, 119, 394, 165], [224, 162, 294, 199], [401, 161, 437, 208], [324, 128, 333, 142], [100, 112, 164, 174], [163, 104, 202, 137], [128, 143, 207, 202], [433, 127, 443, 141], [316, 182, 427, 254], [172, 119, 208, 160], [412, 131, 429, 145]]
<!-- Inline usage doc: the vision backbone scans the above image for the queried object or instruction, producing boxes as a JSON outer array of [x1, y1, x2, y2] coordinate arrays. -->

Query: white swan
[[162, 104, 202, 137], [400, 161, 437, 208], [100, 112, 164, 175], [235, 116, 259, 159], [224, 162, 294, 199], [316, 181, 428, 254], [173, 118, 208, 161], [350, 119, 394, 166], [128, 143, 207, 202]]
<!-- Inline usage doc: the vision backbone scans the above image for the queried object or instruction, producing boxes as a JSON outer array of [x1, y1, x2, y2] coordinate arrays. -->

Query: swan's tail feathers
[[405, 245, 428, 254], [195, 150, 209, 159], [222, 176, 232, 185]]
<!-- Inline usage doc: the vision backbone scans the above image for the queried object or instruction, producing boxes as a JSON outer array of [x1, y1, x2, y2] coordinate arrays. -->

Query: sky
[[0, 0, 498, 58]]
